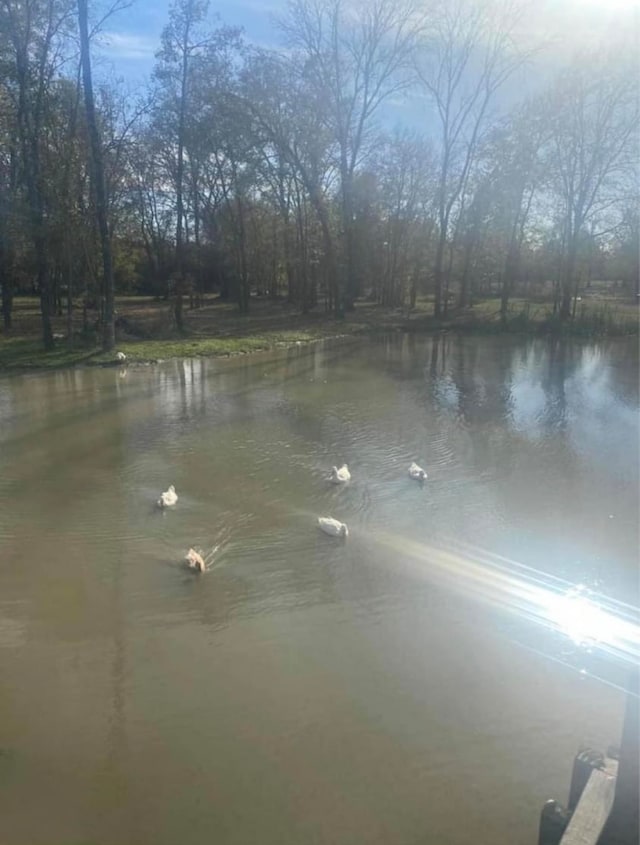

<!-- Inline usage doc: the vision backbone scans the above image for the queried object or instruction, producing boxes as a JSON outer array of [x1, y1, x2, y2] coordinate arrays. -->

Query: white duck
[[330, 464, 351, 484], [116, 351, 127, 362], [157, 485, 178, 507], [408, 462, 427, 481], [318, 517, 349, 538], [185, 548, 206, 573]]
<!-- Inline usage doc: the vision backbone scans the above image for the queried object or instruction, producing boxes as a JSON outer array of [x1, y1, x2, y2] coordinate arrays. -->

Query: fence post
[[601, 668, 639, 845]]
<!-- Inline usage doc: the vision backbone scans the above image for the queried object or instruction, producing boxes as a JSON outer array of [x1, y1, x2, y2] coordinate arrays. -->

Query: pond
[[0, 333, 638, 845]]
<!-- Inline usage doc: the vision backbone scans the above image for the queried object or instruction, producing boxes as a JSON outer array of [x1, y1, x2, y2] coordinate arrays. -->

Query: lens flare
[[374, 533, 640, 672], [547, 586, 611, 647]]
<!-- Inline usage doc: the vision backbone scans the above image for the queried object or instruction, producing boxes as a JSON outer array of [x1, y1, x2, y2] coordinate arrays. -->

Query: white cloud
[[99, 30, 158, 60]]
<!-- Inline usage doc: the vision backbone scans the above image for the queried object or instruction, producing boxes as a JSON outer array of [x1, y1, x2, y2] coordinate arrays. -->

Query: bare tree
[[154, 0, 241, 328], [610, 206, 639, 300], [43, 73, 83, 338], [471, 104, 546, 320], [155, 0, 207, 331], [128, 130, 175, 293], [0, 86, 18, 330], [1, 0, 636, 337], [416, 0, 533, 318], [280, 0, 423, 313], [77, 0, 115, 350], [0, 0, 73, 348], [544, 47, 638, 320], [374, 131, 434, 306], [241, 49, 340, 311]]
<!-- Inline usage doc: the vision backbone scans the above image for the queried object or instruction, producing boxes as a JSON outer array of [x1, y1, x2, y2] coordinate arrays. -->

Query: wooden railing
[[538, 669, 639, 845], [561, 759, 618, 845]]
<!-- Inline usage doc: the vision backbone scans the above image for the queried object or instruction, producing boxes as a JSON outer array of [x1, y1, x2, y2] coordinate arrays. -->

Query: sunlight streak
[[547, 586, 618, 648], [375, 533, 640, 672]]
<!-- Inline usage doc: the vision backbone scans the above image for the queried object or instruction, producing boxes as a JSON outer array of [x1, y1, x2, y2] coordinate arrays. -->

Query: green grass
[[116, 328, 353, 361], [0, 327, 361, 372], [1, 293, 636, 373]]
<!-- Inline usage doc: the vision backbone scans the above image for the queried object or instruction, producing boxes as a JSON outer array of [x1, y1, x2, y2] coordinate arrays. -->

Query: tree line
[[0, 0, 637, 350]]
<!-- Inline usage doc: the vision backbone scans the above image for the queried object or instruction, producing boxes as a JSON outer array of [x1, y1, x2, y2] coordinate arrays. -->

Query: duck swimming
[[408, 462, 427, 481], [318, 517, 349, 538], [330, 464, 351, 484], [185, 548, 206, 573], [157, 485, 178, 507]]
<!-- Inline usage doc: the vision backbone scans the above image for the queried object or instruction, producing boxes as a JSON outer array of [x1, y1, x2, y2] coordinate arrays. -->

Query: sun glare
[[547, 587, 613, 647], [376, 535, 640, 669]]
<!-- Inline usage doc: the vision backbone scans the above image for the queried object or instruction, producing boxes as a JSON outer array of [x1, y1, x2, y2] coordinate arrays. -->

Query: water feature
[[0, 333, 637, 845]]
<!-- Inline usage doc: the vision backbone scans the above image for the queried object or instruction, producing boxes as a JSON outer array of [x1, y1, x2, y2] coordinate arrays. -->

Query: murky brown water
[[0, 334, 638, 845]]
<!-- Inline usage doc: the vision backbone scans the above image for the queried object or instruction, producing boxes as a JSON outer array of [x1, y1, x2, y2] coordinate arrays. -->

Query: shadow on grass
[[0, 336, 108, 371]]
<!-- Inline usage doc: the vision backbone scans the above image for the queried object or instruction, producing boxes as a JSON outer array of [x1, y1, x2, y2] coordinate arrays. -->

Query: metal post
[[601, 668, 639, 845]]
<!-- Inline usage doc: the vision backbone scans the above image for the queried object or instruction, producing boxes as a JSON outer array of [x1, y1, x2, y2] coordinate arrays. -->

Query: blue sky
[[95, 0, 282, 86], [94, 0, 637, 107]]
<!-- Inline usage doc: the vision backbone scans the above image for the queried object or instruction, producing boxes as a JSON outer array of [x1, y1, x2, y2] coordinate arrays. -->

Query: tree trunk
[[0, 272, 12, 331], [0, 146, 14, 331], [270, 217, 279, 299], [236, 195, 250, 314], [409, 256, 421, 311], [190, 161, 202, 308], [78, 0, 115, 351], [35, 228, 54, 349], [285, 221, 296, 305], [294, 192, 311, 312], [458, 237, 474, 309], [500, 225, 521, 326], [341, 156, 356, 312], [442, 233, 457, 317], [175, 288, 184, 325], [0, 227, 12, 331], [560, 239, 577, 321], [66, 246, 74, 345], [309, 186, 339, 317], [433, 224, 446, 319], [55, 273, 63, 315], [500, 253, 517, 327], [16, 61, 54, 349], [343, 217, 356, 311], [173, 22, 190, 332]]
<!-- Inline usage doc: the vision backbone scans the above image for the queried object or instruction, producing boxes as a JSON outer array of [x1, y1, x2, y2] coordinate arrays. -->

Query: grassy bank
[[453, 298, 639, 337], [0, 294, 637, 372], [0, 297, 371, 371], [0, 326, 365, 370]]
